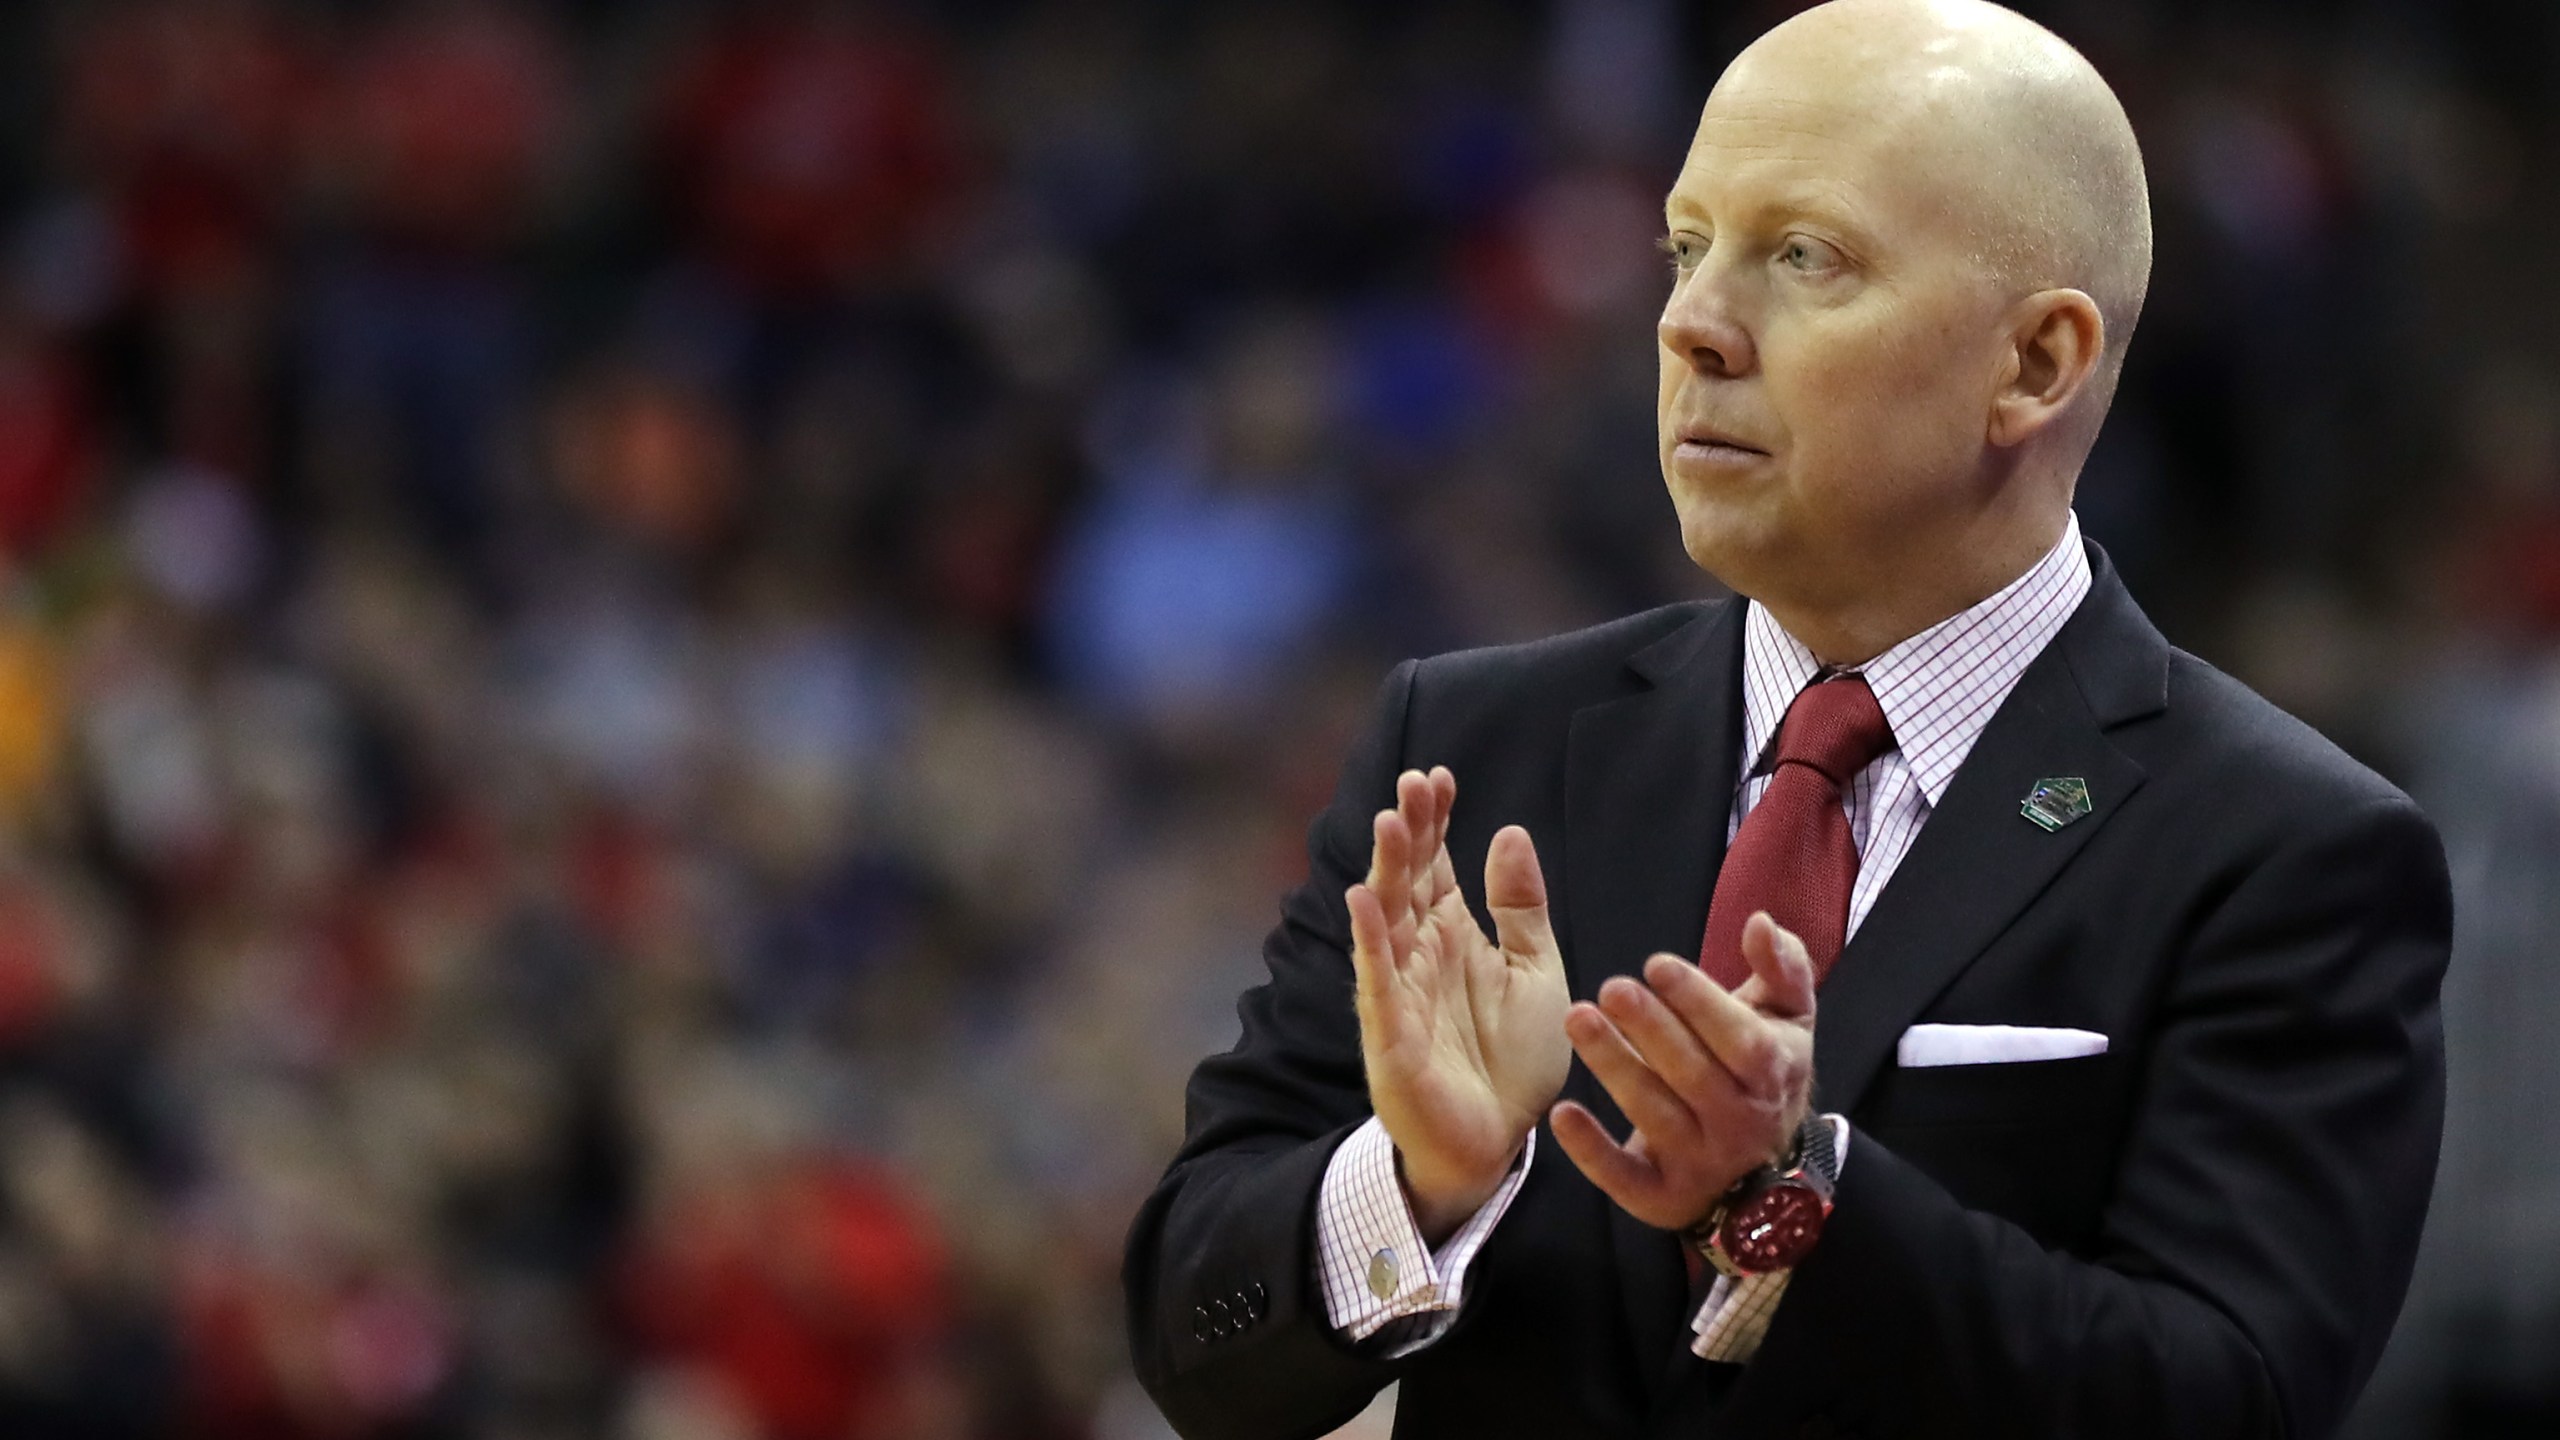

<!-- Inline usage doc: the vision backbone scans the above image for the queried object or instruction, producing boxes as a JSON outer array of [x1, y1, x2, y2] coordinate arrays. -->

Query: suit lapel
[[1562, 596, 1745, 1392], [1563, 598, 1746, 1000], [1811, 549, 2169, 1117]]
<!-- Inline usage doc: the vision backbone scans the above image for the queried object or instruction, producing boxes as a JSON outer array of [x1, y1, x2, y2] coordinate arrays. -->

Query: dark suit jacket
[[1122, 544, 2451, 1440]]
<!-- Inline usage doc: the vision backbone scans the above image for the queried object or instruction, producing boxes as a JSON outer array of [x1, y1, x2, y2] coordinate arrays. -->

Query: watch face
[[1722, 1182, 1828, 1271]]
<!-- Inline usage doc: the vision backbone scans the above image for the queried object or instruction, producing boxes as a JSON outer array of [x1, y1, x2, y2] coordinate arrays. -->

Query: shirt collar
[[1738, 511, 2093, 807]]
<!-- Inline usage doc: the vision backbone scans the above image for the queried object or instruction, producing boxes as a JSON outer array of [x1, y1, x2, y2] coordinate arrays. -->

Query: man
[[1122, 1, 2452, 1436]]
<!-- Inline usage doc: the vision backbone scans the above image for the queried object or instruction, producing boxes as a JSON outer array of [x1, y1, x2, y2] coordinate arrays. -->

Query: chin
[[1671, 503, 1771, 596]]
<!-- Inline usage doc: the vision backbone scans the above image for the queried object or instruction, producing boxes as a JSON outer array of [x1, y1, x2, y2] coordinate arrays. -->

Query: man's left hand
[[1549, 910, 1818, 1231]]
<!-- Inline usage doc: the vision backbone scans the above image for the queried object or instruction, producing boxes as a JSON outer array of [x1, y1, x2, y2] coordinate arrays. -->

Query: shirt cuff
[[1313, 1116, 1534, 1353], [1691, 1114, 1851, 1363]]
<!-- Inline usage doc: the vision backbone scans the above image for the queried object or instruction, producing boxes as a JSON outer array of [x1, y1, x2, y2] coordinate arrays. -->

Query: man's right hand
[[1347, 767, 1571, 1245]]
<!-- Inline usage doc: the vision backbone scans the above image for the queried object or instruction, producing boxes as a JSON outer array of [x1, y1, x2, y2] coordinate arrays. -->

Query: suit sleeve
[[1122, 661, 1429, 1440], [1709, 795, 2451, 1440]]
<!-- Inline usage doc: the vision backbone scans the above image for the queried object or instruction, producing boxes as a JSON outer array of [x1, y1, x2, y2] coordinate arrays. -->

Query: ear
[[1987, 290, 2105, 449]]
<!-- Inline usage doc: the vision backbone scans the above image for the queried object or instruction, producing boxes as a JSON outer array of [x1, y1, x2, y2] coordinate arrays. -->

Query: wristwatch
[[1686, 1113, 1842, 1278]]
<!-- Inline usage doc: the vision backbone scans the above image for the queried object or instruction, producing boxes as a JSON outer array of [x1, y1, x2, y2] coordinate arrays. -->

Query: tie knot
[[1773, 674, 1894, 786]]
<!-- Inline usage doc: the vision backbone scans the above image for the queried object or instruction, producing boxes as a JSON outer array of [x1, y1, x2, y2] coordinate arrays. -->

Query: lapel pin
[[2021, 776, 2093, 832]]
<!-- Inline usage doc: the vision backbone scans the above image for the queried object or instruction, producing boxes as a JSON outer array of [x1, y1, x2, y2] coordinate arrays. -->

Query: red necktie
[[1699, 674, 1895, 991]]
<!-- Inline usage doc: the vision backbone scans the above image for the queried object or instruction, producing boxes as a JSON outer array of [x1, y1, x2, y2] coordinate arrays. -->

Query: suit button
[[1248, 1282, 1269, 1318], [1191, 1305, 1212, 1342]]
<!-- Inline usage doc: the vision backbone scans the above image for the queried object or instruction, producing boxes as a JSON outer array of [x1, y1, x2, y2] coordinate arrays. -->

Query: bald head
[[1724, 0, 2152, 390], [1654, 0, 2154, 662]]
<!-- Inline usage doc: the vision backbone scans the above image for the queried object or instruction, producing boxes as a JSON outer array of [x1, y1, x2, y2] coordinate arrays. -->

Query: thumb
[[1484, 825, 1559, 966], [1740, 911, 1818, 1020]]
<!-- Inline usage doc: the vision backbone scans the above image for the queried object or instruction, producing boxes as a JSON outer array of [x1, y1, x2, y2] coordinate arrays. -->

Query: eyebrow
[[1665, 183, 1880, 252]]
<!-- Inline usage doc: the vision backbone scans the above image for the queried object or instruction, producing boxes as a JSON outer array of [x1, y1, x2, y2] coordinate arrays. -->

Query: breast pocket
[[1861, 1050, 2122, 1129], [1856, 1052, 2130, 1250]]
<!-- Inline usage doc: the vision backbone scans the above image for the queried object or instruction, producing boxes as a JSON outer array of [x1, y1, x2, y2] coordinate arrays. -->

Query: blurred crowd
[[0, 0, 2551, 1437]]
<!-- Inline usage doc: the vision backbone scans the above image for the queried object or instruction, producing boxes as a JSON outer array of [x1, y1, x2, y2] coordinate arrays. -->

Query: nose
[[1657, 262, 1757, 378]]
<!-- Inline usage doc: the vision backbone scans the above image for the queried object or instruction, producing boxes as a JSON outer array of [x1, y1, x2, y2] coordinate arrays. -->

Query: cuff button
[[1367, 1247, 1399, 1300]]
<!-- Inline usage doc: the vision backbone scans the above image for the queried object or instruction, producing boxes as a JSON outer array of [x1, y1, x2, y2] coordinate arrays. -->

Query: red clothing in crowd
[[622, 1161, 952, 1440], [661, 14, 964, 295]]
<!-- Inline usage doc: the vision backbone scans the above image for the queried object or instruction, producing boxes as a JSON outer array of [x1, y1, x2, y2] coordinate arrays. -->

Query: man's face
[[1656, 68, 2010, 611]]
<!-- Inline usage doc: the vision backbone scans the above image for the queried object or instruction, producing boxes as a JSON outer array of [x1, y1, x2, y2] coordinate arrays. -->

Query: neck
[[1755, 518, 2068, 667]]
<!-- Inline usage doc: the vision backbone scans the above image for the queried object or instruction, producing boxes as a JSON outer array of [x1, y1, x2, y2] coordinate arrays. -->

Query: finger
[[1408, 765, 1447, 855], [1366, 803, 1413, 917], [1396, 771, 1438, 909], [1484, 825, 1559, 967], [1549, 1099, 1661, 1207], [1643, 951, 1787, 1095], [1424, 767, 1459, 897], [1347, 881, 1420, 1060], [1397, 767, 1433, 845], [1347, 883, 1396, 1002], [1602, 967, 1726, 1099], [1565, 1002, 1698, 1145], [1740, 912, 1819, 1020], [1373, 808, 1438, 971]]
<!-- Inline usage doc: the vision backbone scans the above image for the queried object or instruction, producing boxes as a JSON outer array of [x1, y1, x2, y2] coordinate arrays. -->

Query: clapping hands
[[1349, 769, 1818, 1240]]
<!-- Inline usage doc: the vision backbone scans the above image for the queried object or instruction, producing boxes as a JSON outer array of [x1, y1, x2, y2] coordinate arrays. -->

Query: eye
[[1658, 232, 1707, 273], [1778, 235, 1843, 274]]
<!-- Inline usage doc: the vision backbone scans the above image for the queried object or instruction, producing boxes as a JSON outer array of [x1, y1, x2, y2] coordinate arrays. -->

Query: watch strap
[[1794, 1111, 1840, 1191]]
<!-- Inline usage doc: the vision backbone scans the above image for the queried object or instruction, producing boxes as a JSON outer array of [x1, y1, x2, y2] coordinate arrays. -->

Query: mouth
[[1670, 426, 1769, 464]]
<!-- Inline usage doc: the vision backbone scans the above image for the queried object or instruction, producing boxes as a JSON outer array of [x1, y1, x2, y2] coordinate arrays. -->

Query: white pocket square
[[1896, 1023, 2109, 1068]]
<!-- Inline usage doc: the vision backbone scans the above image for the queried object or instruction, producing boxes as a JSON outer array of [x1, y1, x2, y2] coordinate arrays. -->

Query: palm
[[1350, 769, 1570, 1211]]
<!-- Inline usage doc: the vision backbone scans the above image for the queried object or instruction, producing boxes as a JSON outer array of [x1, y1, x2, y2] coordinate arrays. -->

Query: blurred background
[[0, 0, 2551, 1436]]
